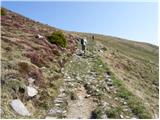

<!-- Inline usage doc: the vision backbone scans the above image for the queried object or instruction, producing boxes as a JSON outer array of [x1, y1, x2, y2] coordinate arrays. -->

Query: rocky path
[[45, 49, 97, 119], [63, 52, 97, 119]]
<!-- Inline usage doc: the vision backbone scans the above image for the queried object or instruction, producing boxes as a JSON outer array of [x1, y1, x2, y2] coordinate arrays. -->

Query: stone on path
[[120, 114, 124, 119]]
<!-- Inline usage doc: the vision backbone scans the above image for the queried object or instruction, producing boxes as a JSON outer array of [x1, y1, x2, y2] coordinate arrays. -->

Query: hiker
[[81, 37, 87, 55], [92, 35, 94, 40]]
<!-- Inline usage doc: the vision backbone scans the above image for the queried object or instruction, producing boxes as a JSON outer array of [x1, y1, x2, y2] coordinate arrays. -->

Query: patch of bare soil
[[67, 85, 96, 119]]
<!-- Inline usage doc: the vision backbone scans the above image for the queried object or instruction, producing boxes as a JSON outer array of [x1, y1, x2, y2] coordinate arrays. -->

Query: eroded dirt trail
[[67, 85, 95, 119]]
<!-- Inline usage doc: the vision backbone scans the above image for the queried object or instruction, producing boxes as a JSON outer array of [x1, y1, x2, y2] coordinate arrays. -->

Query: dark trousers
[[82, 45, 86, 55]]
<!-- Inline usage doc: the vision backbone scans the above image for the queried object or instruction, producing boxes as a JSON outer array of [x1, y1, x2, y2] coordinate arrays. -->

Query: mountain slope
[[1, 8, 159, 119], [71, 32, 159, 118], [1, 8, 77, 118]]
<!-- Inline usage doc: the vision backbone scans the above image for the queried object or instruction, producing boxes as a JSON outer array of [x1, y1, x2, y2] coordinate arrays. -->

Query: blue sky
[[2, 1, 158, 45]]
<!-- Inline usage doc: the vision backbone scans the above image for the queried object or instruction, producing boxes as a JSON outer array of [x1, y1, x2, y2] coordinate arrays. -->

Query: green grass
[[91, 56, 110, 75], [127, 97, 152, 119], [93, 57, 152, 119], [106, 107, 122, 118], [111, 76, 123, 87], [113, 78, 152, 118], [116, 87, 132, 100], [91, 107, 104, 119]]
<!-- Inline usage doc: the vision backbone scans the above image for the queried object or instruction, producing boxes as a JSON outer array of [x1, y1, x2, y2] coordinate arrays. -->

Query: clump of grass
[[115, 85, 152, 118], [47, 31, 67, 48], [106, 109, 116, 118], [106, 107, 122, 118], [91, 107, 103, 119], [116, 87, 132, 100], [92, 57, 110, 75], [128, 97, 152, 119], [111, 76, 123, 87], [100, 63, 152, 118], [114, 82, 151, 118]]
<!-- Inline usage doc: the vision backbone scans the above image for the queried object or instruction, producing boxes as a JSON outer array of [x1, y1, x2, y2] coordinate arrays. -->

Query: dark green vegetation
[[47, 31, 67, 48], [1, 8, 6, 16]]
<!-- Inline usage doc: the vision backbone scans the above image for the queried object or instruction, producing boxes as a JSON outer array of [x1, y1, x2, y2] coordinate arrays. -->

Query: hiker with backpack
[[81, 37, 87, 56], [92, 35, 94, 40]]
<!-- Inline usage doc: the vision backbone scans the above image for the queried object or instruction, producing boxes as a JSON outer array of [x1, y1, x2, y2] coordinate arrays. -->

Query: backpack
[[81, 39, 84, 45]]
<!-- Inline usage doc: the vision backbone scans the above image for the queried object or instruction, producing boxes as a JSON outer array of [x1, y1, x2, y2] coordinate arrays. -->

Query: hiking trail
[[46, 38, 136, 119]]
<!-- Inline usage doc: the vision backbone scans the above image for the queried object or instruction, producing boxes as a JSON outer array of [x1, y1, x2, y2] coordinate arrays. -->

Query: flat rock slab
[[27, 86, 38, 97], [48, 108, 63, 116], [10, 99, 31, 116]]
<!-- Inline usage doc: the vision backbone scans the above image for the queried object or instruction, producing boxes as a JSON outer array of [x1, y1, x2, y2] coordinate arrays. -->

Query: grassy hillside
[[1, 8, 77, 118], [1, 8, 159, 119]]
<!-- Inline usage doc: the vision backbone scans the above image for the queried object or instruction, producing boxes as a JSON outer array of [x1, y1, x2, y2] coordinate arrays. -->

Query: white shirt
[[83, 39, 87, 45]]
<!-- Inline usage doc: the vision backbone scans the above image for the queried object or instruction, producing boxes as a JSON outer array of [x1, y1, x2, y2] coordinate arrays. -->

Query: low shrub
[[18, 61, 30, 74], [47, 31, 67, 48], [1, 8, 6, 16]]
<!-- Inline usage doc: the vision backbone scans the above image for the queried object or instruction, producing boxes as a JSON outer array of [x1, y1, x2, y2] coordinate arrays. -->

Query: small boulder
[[40, 66, 47, 71], [98, 49, 103, 53], [105, 74, 110, 80], [48, 108, 63, 116], [101, 114, 108, 119], [28, 77, 35, 84], [0, 108, 4, 116], [54, 98, 64, 103], [36, 34, 44, 39], [85, 94, 91, 98], [59, 87, 65, 93], [123, 101, 127, 105], [10, 99, 31, 116], [27, 86, 38, 97], [114, 97, 118, 101], [101, 101, 108, 108], [123, 108, 129, 112], [113, 90, 117, 94], [120, 114, 124, 119], [108, 78, 112, 82], [126, 116, 130, 119], [107, 81, 113, 86], [70, 92, 78, 100], [55, 103, 61, 107]]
